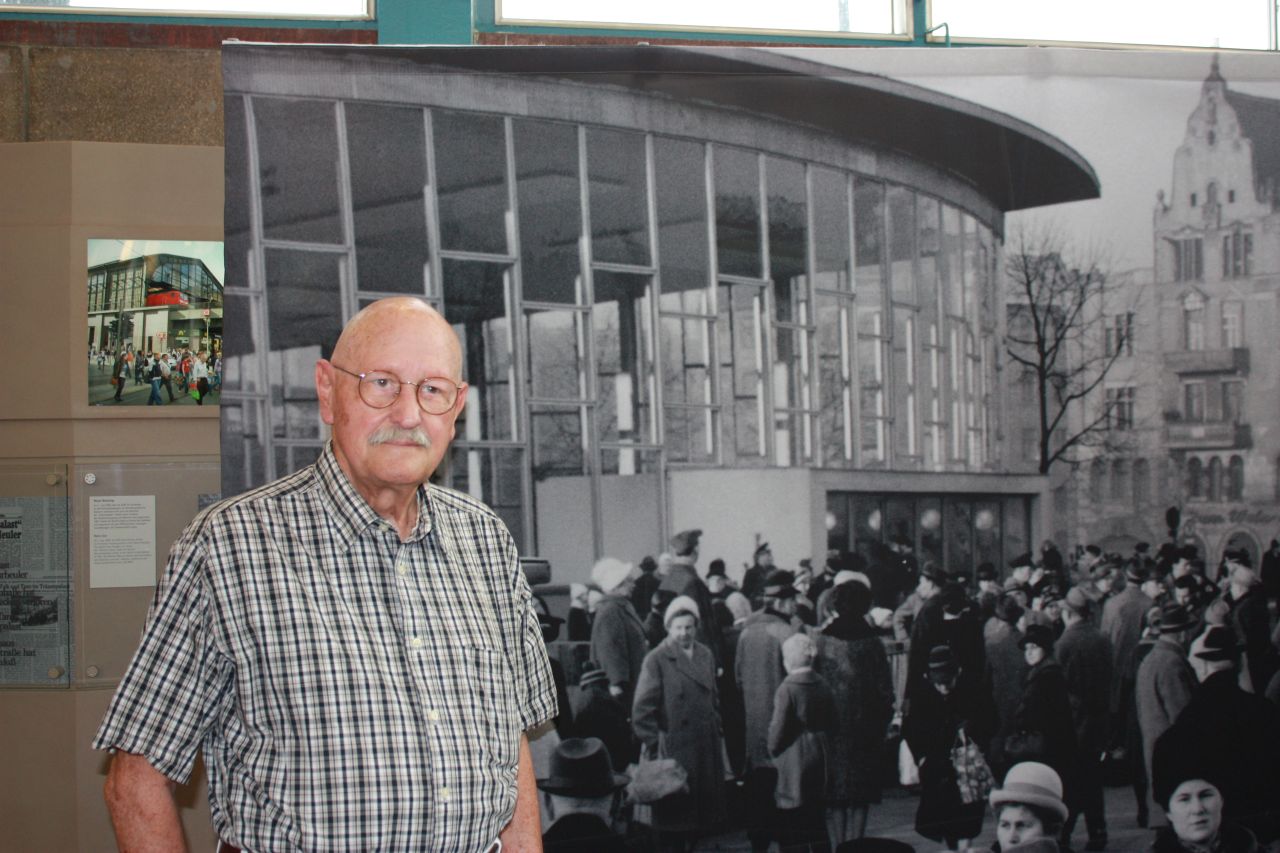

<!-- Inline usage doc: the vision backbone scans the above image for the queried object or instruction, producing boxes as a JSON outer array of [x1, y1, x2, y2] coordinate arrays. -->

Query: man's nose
[[388, 386, 423, 425]]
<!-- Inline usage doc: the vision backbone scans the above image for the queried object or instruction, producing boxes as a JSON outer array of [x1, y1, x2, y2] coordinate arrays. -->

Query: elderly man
[[95, 298, 556, 853], [537, 737, 637, 852]]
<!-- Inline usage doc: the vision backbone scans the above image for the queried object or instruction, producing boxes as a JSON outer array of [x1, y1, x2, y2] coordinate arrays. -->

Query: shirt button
[[428, 708, 441, 722], [396, 563, 409, 577], [409, 636, 424, 649], [439, 786, 451, 802]]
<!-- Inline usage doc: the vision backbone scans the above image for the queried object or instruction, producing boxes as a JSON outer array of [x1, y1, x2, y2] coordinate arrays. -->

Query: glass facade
[[223, 92, 1006, 557]]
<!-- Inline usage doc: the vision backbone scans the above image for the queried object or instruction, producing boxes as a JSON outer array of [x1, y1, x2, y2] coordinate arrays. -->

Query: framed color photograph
[[87, 238, 224, 408]]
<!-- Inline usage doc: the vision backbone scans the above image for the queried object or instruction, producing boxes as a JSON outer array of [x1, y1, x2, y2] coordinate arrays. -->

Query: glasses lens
[[358, 372, 400, 408], [417, 378, 458, 414]]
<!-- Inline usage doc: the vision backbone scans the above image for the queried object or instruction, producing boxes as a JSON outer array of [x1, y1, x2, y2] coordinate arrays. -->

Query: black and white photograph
[[219, 43, 1280, 851]]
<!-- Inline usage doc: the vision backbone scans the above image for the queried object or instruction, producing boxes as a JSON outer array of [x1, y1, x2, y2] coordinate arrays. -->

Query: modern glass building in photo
[[88, 252, 224, 355], [220, 45, 1098, 583]]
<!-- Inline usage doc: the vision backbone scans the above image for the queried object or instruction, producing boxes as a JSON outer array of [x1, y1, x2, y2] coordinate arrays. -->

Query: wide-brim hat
[[1158, 601, 1196, 634], [1063, 586, 1091, 616], [926, 644, 957, 675], [920, 561, 947, 583], [1194, 626, 1243, 662], [537, 737, 630, 797], [591, 556, 634, 594], [1009, 552, 1034, 571], [578, 660, 610, 689], [989, 761, 1068, 822]]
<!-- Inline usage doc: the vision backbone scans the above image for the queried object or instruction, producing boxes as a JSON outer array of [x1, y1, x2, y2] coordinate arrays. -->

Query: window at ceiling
[[929, 0, 1270, 49], [496, 0, 910, 37], [1, 0, 369, 18]]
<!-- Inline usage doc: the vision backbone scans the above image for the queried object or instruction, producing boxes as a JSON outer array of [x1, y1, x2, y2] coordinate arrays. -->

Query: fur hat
[[1230, 563, 1260, 588], [591, 556, 634, 594], [990, 761, 1068, 822], [1019, 623, 1057, 654], [663, 594, 701, 628]]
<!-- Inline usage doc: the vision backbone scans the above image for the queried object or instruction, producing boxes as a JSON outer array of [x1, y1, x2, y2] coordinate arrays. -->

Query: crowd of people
[[533, 531, 1280, 853], [93, 346, 221, 405]]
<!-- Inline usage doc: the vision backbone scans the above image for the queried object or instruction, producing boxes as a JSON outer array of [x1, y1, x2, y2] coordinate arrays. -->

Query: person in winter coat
[[1054, 589, 1112, 851], [902, 644, 997, 851], [736, 569, 801, 853], [1100, 562, 1152, 752], [590, 556, 650, 714], [1222, 560, 1278, 694], [1010, 624, 1078, 788], [631, 595, 726, 852], [980, 761, 1070, 853], [1121, 605, 1162, 829], [1149, 734, 1261, 853], [1161, 627, 1280, 845], [813, 579, 894, 845], [906, 576, 987, 712], [1135, 602, 1199, 827], [572, 662, 636, 777], [986, 594, 1030, 778], [768, 632, 836, 853]]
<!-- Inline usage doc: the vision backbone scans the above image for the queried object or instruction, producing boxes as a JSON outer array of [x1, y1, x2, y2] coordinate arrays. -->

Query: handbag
[[951, 728, 995, 804], [626, 753, 688, 804], [1004, 729, 1047, 763], [898, 738, 920, 787]]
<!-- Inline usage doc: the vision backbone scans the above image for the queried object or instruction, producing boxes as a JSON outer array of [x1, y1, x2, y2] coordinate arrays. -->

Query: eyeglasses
[[331, 364, 461, 415]]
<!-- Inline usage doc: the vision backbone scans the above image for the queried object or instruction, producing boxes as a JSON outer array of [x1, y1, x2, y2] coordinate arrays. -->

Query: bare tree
[[1004, 225, 1134, 475]]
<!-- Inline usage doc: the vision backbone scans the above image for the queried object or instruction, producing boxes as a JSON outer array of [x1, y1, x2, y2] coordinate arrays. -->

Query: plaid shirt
[[94, 444, 557, 852]]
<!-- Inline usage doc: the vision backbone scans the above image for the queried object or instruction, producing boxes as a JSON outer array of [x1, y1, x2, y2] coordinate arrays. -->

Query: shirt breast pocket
[[440, 645, 520, 774]]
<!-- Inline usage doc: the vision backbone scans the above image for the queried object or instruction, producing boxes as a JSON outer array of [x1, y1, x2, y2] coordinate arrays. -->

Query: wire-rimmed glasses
[[331, 364, 461, 415]]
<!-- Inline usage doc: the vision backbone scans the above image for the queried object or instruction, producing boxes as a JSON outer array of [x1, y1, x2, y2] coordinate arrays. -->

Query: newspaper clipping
[[0, 498, 71, 686]]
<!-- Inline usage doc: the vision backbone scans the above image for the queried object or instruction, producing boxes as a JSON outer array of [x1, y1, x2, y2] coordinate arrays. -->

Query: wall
[[0, 141, 223, 852]]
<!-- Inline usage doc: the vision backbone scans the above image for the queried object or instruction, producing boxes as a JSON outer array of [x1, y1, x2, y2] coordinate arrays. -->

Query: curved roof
[[311, 44, 1100, 213]]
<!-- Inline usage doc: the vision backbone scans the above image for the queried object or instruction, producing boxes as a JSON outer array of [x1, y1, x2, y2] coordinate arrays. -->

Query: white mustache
[[368, 426, 431, 448]]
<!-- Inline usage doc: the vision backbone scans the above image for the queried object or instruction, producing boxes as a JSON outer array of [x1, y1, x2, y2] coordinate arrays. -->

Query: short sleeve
[[506, 543, 557, 731], [92, 530, 228, 784]]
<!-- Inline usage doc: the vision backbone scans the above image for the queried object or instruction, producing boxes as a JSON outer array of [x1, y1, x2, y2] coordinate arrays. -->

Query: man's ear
[[316, 360, 336, 426]]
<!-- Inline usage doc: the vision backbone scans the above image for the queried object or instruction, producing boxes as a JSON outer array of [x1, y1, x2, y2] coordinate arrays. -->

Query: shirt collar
[[314, 442, 434, 550]]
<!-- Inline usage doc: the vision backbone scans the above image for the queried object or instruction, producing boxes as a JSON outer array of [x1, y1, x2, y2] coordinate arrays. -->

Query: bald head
[[332, 297, 463, 382]]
